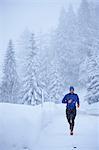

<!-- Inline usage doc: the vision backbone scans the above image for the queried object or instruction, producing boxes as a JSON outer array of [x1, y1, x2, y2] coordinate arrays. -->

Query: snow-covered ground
[[35, 106, 99, 150], [78, 89, 99, 115], [81, 101, 99, 116], [0, 102, 99, 150], [0, 102, 56, 150]]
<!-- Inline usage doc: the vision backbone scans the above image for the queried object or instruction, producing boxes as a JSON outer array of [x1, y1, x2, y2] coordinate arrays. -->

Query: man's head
[[69, 86, 74, 94]]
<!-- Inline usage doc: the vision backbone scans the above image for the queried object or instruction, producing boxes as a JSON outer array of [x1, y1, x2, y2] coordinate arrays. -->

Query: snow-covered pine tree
[[77, 0, 95, 61], [78, 1, 99, 87], [90, 1, 99, 38], [55, 7, 68, 86], [36, 31, 51, 102], [53, 6, 79, 86], [78, 0, 91, 38], [64, 5, 80, 86], [21, 33, 42, 105], [48, 58, 64, 104], [85, 41, 99, 104], [0, 40, 19, 103], [79, 57, 88, 87], [37, 55, 49, 102]]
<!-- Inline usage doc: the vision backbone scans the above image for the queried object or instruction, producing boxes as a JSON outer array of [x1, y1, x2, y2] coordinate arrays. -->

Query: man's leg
[[66, 109, 71, 129], [71, 117, 75, 132], [70, 108, 76, 133]]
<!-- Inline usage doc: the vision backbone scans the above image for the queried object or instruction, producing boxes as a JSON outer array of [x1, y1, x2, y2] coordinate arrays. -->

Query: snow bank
[[0, 102, 56, 150], [84, 102, 99, 116], [79, 100, 99, 116]]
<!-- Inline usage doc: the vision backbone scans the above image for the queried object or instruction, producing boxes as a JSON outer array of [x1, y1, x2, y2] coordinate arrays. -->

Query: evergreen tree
[[48, 58, 64, 103], [90, 1, 99, 38], [53, 6, 79, 86], [78, 1, 99, 87], [78, 0, 91, 37], [37, 55, 49, 102], [79, 57, 88, 87], [77, 0, 92, 60], [21, 33, 42, 105], [0, 40, 19, 103], [85, 50, 99, 104], [36, 31, 51, 102]]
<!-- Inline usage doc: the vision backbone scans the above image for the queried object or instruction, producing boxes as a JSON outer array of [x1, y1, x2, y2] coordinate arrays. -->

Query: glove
[[68, 99, 72, 104]]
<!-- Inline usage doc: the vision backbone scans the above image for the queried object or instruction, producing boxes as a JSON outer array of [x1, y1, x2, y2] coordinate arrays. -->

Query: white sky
[[0, 0, 81, 51]]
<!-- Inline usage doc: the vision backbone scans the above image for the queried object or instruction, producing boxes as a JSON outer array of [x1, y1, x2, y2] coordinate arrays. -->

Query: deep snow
[[0, 102, 99, 150], [35, 106, 99, 150], [0, 102, 56, 150]]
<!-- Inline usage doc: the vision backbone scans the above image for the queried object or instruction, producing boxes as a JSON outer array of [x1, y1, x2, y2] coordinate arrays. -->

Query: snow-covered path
[[0, 103, 99, 150], [35, 110, 99, 150]]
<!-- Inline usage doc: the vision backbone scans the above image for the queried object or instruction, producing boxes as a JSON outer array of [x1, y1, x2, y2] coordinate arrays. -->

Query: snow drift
[[0, 102, 56, 150]]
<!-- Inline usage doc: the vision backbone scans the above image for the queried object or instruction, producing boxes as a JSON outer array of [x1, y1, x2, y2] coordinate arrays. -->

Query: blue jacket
[[62, 93, 80, 109]]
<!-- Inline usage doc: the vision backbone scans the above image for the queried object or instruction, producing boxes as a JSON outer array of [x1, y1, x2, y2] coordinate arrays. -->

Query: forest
[[0, 0, 99, 105]]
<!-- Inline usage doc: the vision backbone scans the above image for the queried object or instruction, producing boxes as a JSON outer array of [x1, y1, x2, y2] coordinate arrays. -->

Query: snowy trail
[[0, 103, 99, 150], [35, 110, 99, 150]]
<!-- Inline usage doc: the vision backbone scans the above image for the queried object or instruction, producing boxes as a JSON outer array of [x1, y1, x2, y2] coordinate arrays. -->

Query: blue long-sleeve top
[[62, 93, 80, 109]]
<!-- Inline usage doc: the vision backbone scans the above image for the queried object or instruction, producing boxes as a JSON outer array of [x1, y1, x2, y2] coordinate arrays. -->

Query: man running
[[62, 86, 80, 135]]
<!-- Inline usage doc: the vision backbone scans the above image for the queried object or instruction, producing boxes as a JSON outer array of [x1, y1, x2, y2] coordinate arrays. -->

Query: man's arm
[[76, 94, 80, 108], [62, 95, 67, 104]]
